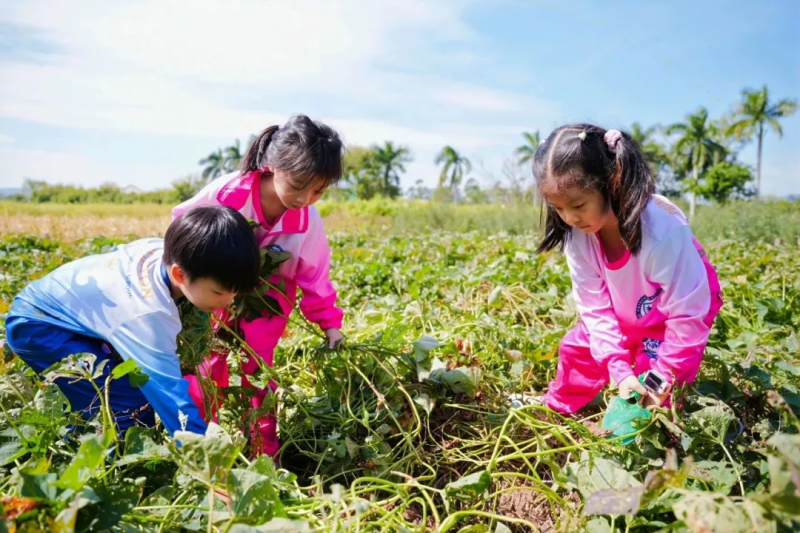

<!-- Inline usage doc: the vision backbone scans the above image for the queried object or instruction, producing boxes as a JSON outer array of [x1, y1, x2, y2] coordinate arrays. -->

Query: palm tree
[[435, 146, 472, 202], [515, 131, 541, 166], [223, 139, 243, 173], [629, 122, 671, 190], [726, 86, 798, 196], [666, 108, 726, 219], [630, 123, 663, 161], [199, 148, 226, 183], [372, 142, 412, 198]]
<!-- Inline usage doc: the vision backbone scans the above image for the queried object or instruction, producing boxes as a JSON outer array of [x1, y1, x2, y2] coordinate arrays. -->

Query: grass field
[[0, 200, 799, 532], [3, 199, 800, 242]]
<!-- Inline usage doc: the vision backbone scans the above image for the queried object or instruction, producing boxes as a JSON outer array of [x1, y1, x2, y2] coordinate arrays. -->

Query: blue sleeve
[[110, 312, 208, 436]]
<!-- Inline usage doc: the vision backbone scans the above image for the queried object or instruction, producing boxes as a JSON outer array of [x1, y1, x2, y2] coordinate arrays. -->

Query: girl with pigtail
[[533, 124, 723, 413], [173, 115, 345, 456]]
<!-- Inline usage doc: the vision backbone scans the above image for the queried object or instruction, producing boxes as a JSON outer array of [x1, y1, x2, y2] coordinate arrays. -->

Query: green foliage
[[515, 131, 541, 166], [1, 210, 799, 531], [700, 161, 753, 203], [726, 85, 798, 195], [435, 145, 472, 200]]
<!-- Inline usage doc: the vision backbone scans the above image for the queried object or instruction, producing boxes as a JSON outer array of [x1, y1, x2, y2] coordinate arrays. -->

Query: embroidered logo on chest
[[642, 337, 662, 359], [636, 288, 662, 319]]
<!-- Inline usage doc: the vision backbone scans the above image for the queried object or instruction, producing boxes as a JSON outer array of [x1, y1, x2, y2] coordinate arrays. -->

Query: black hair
[[241, 114, 344, 189], [532, 123, 654, 254], [164, 206, 259, 292]]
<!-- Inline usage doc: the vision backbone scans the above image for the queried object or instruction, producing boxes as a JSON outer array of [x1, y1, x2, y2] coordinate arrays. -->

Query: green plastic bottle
[[600, 374, 651, 445]]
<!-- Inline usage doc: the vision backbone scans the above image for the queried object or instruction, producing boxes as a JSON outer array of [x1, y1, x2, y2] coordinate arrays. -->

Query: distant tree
[[435, 146, 471, 202], [515, 131, 541, 166], [726, 85, 798, 196], [699, 162, 753, 204], [666, 108, 726, 218]]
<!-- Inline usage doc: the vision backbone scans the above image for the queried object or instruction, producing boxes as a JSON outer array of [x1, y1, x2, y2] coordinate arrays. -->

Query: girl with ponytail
[[173, 115, 345, 456], [532, 124, 723, 413]]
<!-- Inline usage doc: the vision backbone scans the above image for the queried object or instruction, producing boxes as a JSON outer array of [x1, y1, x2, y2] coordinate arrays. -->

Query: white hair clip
[[578, 132, 587, 141]]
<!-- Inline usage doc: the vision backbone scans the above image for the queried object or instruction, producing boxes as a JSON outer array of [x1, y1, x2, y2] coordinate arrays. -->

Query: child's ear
[[170, 264, 187, 285]]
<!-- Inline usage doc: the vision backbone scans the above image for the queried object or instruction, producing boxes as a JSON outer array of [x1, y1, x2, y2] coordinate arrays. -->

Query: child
[[173, 115, 345, 456], [533, 124, 723, 413], [4, 206, 260, 437]]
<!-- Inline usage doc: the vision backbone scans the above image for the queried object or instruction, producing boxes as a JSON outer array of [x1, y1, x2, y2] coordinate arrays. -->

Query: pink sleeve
[[565, 240, 634, 385], [171, 182, 222, 221], [295, 219, 344, 331], [646, 227, 712, 383]]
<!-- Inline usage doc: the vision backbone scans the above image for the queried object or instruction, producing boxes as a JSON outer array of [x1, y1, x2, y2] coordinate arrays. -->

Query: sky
[[0, 0, 798, 195]]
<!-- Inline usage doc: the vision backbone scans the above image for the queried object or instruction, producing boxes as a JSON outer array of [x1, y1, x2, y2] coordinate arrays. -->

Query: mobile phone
[[642, 370, 669, 395]]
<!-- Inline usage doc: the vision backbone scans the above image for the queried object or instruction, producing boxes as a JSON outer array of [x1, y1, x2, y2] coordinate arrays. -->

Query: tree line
[[6, 85, 795, 211]]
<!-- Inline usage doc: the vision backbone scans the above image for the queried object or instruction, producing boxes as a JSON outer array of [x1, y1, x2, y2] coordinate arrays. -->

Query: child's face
[[273, 170, 328, 209], [543, 183, 613, 235], [173, 268, 237, 313]]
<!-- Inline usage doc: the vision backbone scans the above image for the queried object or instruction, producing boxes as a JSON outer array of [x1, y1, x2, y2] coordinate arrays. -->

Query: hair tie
[[578, 131, 587, 141], [603, 129, 622, 152], [539, 139, 546, 146]]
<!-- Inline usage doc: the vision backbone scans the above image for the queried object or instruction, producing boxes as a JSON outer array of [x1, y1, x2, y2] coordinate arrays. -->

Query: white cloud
[[0, 146, 184, 189], [0, 0, 559, 189]]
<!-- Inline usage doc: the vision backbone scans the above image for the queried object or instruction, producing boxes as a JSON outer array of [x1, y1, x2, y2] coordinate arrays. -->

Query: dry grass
[[0, 202, 381, 241], [1, 203, 172, 241]]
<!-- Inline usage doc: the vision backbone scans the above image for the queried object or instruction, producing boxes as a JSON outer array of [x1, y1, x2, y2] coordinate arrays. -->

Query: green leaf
[[767, 433, 800, 467], [674, 493, 776, 533], [413, 335, 441, 353], [775, 361, 799, 376], [583, 486, 644, 516], [51, 486, 102, 533], [111, 359, 137, 379], [55, 433, 112, 492], [34, 384, 68, 420], [228, 249, 291, 324], [568, 455, 641, 499], [416, 355, 446, 382], [753, 433, 800, 515], [127, 367, 150, 387], [172, 423, 242, 485], [75, 482, 141, 533], [432, 366, 482, 396], [690, 460, 739, 494], [445, 470, 491, 500], [584, 516, 613, 533], [117, 427, 170, 466], [494, 523, 512, 533], [0, 440, 26, 467], [413, 393, 434, 416], [687, 398, 737, 443], [488, 285, 503, 305], [583, 465, 688, 516], [227, 468, 280, 523], [91, 359, 109, 381], [18, 472, 58, 501]]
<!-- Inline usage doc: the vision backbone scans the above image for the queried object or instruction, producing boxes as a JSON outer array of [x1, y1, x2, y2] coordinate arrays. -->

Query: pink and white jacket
[[172, 171, 344, 333], [564, 195, 722, 386]]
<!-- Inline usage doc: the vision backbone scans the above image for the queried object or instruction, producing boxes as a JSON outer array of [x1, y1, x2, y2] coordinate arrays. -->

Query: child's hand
[[642, 386, 671, 408], [324, 328, 344, 349], [618, 375, 647, 399]]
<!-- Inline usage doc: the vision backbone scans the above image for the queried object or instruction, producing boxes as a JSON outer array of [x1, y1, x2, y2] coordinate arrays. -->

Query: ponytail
[[241, 125, 279, 173], [608, 133, 654, 254]]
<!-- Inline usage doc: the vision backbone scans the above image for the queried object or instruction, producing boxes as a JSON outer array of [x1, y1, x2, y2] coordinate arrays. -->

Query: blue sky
[[0, 0, 797, 195]]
